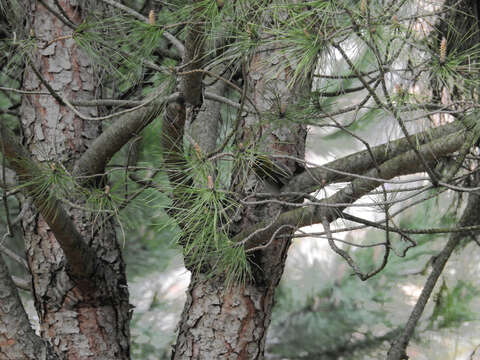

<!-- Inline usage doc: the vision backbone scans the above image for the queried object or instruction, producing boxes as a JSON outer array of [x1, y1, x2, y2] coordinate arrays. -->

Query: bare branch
[[283, 120, 463, 194], [322, 217, 373, 280], [70, 91, 241, 109], [74, 92, 181, 181], [387, 191, 480, 360], [333, 41, 441, 186], [235, 129, 466, 250], [0, 240, 28, 270], [246, 224, 296, 253], [12, 275, 31, 291]]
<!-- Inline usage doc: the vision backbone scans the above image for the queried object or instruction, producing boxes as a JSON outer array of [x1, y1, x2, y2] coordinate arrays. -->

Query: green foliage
[[74, 14, 174, 84], [429, 40, 480, 94], [157, 149, 252, 285], [3, 0, 480, 358]]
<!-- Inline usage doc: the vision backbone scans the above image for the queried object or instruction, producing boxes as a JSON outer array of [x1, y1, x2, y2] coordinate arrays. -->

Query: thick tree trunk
[[172, 15, 308, 357], [173, 275, 278, 359], [19, 1, 131, 358]]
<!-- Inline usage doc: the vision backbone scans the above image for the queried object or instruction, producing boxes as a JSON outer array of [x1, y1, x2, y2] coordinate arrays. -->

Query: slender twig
[[323, 216, 391, 280], [313, 68, 380, 79], [246, 224, 296, 253], [0, 86, 50, 95], [203, 92, 242, 109], [288, 187, 448, 238], [65, 91, 243, 110], [18, 63, 234, 121], [99, 0, 185, 56], [322, 217, 369, 280], [315, 75, 380, 97], [387, 192, 480, 360], [235, 210, 282, 247], [240, 184, 430, 208], [333, 41, 440, 186], [44, 34, 73, 48], [37, 0, 76, 29], [27, 55, 167, 121], [234, 130, 465, 250]]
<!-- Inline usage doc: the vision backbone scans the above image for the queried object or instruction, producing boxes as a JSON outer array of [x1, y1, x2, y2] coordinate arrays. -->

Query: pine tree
[[1, 0, 480, 359]]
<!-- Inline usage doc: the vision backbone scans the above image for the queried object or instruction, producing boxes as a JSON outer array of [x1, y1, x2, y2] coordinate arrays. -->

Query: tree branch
[[12, 275, 31, 291], [182, 1, 205, 106], [387, 188, 480, 360], [387, 190, 480, 360], [74, 92, 180, 180], [235, 130, 466, 250], [0, 242, 28, 270], [99, 0, 185, 56], [0, 127, 97, 283], [283, 120, 463, 194]]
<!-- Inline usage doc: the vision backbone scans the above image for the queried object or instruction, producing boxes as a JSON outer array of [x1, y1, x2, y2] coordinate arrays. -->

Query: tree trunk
[[19, 1, 131, 358], [173, 15, 308, 357], [173, 274, 279, 359]]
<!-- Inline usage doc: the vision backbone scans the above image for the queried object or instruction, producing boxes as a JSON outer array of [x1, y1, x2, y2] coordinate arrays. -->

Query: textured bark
[[0, 253, 57, 360], [191, 70, 228, 154], [19, 1, 131, 358], [173, 275, 277, 360], [172, 10, 308, 357]]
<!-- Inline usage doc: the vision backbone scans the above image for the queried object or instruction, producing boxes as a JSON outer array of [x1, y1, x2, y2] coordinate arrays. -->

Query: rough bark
[[0, 126, 98, 282], [173, 274, 277, 359], [172, 11, 308, 357], [182, 0, 205, 107], [19, 1, 131, 358], [0, 253, 57, 360], [190, 70, 229, 154]]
